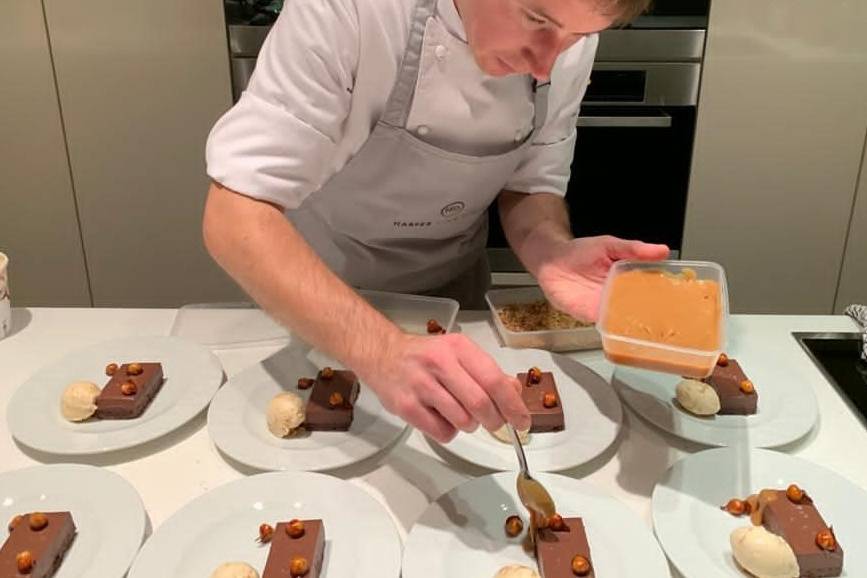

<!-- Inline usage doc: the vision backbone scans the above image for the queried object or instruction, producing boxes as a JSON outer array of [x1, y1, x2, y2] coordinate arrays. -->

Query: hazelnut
[[816, 528, 837, 551], [717, 353, 729, 367], [528, 367, 542, 385], [426, 319, 445, 334], [786, 484, 804, 503], [319, 367, 334, 380], [571, 555, 591, 576], [16, 550, 34, 574], [286, 519, 305, 539], [504, 515, 523, 537], [549, 514, 567, 531], [121, 381, 138, 396], [105, 363, 119, 376], [7, 514, 23, 532], [258, 523, 274, 543], [289, 556, 310, 577], [542, 392, 558, 408], [28, 513, 48, 531], [722, 499, 746, 516], [739, 380, 755, 394], [297, 377, 314, 390], [328, 392, 345, 408], [126, 362, 144, 375]]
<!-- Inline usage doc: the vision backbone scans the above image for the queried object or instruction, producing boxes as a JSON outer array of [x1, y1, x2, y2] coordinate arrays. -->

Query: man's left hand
[[535, 235, 669, 322]]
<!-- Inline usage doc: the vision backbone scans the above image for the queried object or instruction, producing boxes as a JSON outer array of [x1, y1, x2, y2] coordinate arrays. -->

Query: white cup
[[0, 252, 10, 339]]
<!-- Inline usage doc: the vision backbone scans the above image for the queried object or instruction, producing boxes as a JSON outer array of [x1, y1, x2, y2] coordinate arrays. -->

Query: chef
[[203, 0, 668, 442]]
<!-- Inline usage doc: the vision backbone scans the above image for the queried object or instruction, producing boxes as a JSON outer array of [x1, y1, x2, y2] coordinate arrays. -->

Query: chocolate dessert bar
[[703, 356, 757, 415], [518, 369, 565, 433], [536, 517, 595, 578], [0, 512, 76, 578], [304, 368, 360, 431], [762, 489, 843, 577], [262, 519, 325, 578], [96, 362, 164, 419]]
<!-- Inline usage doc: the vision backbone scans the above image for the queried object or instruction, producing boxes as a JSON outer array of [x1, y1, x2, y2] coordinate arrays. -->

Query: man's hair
[[604, 0, 653, 25]]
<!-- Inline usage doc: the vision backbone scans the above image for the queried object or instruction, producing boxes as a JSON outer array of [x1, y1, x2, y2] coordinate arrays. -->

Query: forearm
[[498, 190, 573, 276], [202, 182, 402, 379]]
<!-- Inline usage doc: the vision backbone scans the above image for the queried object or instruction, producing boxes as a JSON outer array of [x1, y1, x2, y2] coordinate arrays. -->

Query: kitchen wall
[[682, 0, 867, 313], [1, 0, 245, 308]]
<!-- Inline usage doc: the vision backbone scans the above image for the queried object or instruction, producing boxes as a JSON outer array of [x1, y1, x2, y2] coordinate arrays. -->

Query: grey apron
[[287, 0, 548, 308]]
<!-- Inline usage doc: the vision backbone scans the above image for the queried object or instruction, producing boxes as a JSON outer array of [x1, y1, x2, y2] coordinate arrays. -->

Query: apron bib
[[287, 0, 548, 295]]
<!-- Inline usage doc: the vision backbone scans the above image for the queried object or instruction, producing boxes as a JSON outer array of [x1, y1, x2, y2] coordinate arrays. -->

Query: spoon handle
[[508, 424, 530, 477]]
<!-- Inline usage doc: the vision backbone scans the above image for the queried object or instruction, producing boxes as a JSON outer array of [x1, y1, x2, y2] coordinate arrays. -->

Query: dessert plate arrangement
[[612, 345, 818, 447], [128, 471, 401, 578], [0, 464, 146, 578], [437, 349, 622, 471], [7, 336, 224, 455], [652, 447, 867, 578], [207, 343, 407, 471], [402, 471, 669, 578]]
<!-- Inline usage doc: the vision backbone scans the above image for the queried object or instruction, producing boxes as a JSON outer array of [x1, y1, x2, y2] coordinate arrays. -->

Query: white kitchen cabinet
[[42, 0, 246, 306], [835, 137, 867, 312], [682, 1, 867, 313], [0, 0, 91, 306]]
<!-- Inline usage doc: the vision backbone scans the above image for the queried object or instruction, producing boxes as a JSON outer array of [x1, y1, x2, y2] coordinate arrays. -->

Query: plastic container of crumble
[[597, 260, 728, 378], [485, 286, 601, 352]]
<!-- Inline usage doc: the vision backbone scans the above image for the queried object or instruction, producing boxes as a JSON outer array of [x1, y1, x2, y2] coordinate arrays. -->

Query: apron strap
[[380, 0, 438, 127], [382, 0, 551, 133], [532, 80, 550, 132]]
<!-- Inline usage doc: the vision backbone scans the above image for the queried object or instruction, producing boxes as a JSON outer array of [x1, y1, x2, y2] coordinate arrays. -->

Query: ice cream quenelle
[[675, 378, 721, 416], [210, 561, 260, 578], [489, 424, 530, 444], [493, 564, 541, 578], [60, 380, 101, 421], [266, 392, 306, 438], [730, 525, 799, 578]]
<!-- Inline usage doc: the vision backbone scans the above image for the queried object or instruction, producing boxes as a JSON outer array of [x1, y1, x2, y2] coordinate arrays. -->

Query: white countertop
[[1, 308, 865, 575]]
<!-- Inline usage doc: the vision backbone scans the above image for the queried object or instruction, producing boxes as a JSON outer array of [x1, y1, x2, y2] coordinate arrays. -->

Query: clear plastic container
[[485, 286, 601, 352], [170, 290, 459, 348], [597, 260, 728, 378], [358, 290, 459, 335]]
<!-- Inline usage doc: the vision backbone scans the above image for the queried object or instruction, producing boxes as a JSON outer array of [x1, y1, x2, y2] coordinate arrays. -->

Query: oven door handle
[[577, 113, 672, 128]]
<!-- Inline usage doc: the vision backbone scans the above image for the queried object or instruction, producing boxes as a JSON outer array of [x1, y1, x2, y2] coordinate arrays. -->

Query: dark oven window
[[488, 106, 696, 252]]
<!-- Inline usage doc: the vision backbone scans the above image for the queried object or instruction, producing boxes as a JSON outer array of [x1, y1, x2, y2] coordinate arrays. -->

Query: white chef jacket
[[205, 0, 598, 210]]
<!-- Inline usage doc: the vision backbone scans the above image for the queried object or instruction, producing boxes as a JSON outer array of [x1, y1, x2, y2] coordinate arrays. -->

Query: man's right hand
[[359, 332, 531, 443]]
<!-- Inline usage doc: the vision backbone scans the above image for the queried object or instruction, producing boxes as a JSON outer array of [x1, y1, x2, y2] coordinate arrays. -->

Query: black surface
[[797, 334, 867, 426], [488, 105, 696, 251]]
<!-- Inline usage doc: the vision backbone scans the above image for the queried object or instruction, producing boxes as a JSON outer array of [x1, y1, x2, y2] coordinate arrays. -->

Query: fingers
[[456, 342, 531, 431], [438, 359, 506, 433], [421, 384, 478, 433], [396, 394, 458, 443], [605, 236, 670, 262]]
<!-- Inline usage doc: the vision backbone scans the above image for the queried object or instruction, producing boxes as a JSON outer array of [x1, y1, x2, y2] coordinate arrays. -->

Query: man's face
[[455, 0, 616, 81]]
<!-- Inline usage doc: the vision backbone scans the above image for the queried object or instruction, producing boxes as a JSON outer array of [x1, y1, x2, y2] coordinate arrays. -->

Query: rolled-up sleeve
[[504, 34, 598, 196], [205, 0, 359, 209]]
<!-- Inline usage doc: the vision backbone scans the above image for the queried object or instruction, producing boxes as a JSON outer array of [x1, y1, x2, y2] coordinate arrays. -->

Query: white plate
[[128, 471, 401, 578], [436, 349, 622, 471], [403, 471, 669, 578], [652, 447, 867, 578], [0, 464, 146, 578], [612, 346, 818, 447], [207, 343, 407, 471], [7, 336, 224, 455]]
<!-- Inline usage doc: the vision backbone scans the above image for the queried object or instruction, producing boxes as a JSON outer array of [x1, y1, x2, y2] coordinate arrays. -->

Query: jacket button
[[435, 45, 448, 60], [417, 125, 430, 136]]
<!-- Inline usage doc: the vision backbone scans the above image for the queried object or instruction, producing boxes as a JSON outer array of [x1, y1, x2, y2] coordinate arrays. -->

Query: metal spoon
[[508, 424, 556, 547]]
